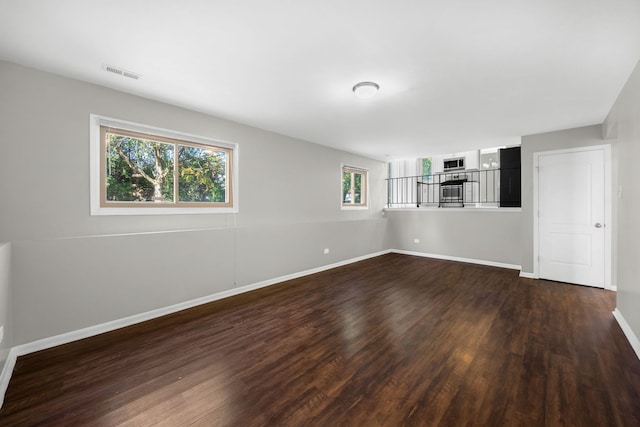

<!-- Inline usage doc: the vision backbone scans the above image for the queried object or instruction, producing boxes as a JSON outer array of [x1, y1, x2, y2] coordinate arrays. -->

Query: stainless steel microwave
[[443, 157, 465, 171]]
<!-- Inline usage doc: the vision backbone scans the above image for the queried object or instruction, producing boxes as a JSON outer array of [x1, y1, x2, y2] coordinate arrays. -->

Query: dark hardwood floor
[[1, 253, 639, 426]]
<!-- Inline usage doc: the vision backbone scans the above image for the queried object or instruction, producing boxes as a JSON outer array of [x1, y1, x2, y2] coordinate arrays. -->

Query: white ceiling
[[1, 0, 639, 160]]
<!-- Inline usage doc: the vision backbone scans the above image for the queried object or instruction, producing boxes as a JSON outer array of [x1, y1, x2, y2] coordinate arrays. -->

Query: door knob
[[595, 223, 603, 228]]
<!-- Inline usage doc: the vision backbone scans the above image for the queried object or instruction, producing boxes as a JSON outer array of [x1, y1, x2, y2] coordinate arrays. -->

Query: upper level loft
[[386, 146, 521, 209]]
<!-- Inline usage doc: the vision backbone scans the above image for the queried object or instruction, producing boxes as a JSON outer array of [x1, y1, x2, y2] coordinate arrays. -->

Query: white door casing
[[534, 146, 610, 288]]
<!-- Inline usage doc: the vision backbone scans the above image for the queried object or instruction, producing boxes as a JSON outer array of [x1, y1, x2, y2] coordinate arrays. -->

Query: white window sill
[[341, 206, 369, 211], [91, 206, 238, 216]]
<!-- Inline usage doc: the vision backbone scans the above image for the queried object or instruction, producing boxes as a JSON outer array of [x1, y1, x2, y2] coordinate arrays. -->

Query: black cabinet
[[499, 146, 521, 207]]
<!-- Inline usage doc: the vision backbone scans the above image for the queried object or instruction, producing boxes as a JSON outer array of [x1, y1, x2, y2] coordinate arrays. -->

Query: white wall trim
[[0, 348, 17, 408], [391, 249, 521, 271], [613, 308, 640, 360], [519, 271, 538, 279], [0, 249, 391, 408], [518, 272, 616, 289]]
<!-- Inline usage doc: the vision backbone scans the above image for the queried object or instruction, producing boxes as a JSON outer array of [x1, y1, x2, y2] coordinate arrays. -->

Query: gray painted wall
[[0, 61, 388, 345], [520, 125, 615, 275], [605, 59, 640, 340], [0, 243, 11, 368], [385, 209, 522, 266], [3, 55, 637, 354]]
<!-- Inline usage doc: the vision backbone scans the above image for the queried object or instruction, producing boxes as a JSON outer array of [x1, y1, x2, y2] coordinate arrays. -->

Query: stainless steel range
[[439, 178, 467, 207]]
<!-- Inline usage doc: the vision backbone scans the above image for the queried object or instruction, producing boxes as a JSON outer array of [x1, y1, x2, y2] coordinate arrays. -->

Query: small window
[[90, 115, 237, 215], [342, 166, 368, 208], [422, 157, 432, 177]]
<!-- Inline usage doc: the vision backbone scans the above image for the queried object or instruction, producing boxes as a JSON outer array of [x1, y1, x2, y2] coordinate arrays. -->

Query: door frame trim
[[533, 144, 612, 289]]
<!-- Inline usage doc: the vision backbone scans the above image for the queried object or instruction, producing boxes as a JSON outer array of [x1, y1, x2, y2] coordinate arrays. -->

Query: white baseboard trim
[[517, 271, 616, 290], [0, 348, 18, 409], [0, 249, 391, 409], [612, 308, 640, 360], [519, 271, 537, 279], [391, 249, 521, 271]]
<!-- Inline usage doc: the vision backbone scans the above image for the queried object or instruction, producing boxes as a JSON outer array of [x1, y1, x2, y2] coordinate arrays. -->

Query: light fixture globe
[[352, 81, 379, 99]]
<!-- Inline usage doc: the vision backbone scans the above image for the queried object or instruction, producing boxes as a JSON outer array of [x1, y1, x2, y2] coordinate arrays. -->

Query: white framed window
[[341, 165, 368, 210], [90, 115, 239, 215]]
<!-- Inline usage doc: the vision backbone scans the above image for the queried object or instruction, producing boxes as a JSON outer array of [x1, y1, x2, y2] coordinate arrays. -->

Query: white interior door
[[537, 149, 605, 287]]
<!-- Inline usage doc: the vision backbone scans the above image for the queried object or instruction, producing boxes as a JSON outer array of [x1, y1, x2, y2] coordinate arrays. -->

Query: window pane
[[178, 145, 227, 203], [342, 167, 367, 206], [106, 133, 174, 202], [343, 171, 352, 203], [422, 157, 432, 176]]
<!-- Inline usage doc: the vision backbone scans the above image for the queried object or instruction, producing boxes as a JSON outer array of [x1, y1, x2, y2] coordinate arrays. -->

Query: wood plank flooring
[[1, 253, 639, 426]]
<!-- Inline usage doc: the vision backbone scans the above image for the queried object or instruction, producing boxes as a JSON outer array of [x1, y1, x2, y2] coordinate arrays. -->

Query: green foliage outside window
[[422, 157, 432, 177], [178, 145, 227, 203], [106, 135, 175, 202], [342, 167, 366, 206], [343, 171, 351, 203], [105, 129, 228, 205]]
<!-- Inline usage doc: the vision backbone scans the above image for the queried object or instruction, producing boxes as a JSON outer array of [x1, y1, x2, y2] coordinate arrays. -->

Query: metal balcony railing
[[386, 169, 508, 208]]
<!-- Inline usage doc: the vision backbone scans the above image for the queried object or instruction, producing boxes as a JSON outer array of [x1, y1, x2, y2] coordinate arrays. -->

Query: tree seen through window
[[103, 127, 230, 206]]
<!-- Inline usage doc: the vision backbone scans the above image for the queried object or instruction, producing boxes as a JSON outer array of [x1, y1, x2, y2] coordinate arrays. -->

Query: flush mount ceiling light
[[352, 81, 379, 99]]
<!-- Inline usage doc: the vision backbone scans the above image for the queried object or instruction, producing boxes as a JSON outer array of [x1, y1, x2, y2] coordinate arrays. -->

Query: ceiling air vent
[[102, 64, 141, 80]]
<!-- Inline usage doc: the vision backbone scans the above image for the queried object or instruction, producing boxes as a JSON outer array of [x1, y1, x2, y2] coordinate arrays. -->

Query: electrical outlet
[[0, 325, 4, 344], [413, 238, 420, 244], [324, 248, 330, 254]]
